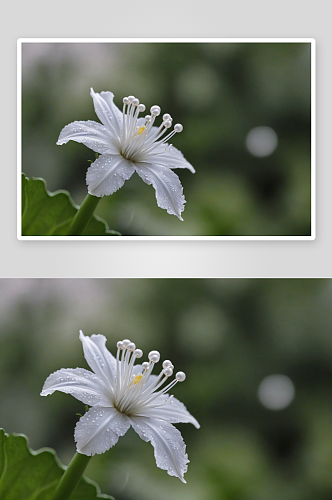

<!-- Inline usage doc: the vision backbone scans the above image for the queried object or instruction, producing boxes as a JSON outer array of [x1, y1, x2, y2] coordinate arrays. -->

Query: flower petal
[[137, 395, 200, 428], [79, 331, 117, 389], [86, 154, 135, 197], [134, 162, 186, 220], [75, 406, 130, 456], [40, 367, 112, 406], [130, 416, 189, 482], [147, 145, 195, 173], [56, 120, 118, 155], [90, 88, 122, 139]]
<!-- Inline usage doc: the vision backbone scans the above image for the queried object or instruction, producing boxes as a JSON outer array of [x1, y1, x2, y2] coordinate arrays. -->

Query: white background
[[2, 1, 330, 277]]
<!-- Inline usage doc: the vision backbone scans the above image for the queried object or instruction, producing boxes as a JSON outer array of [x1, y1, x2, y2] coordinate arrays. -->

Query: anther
[[162, 360, 173, 368], [176, 371, 186, 382], [134, 348, 143, 358], [117, 341, 125, 350], [132, 98, 139, 106], [145, 115, 152, 123], [163, 367, 173, 377], [122, 339, 130, 347], [127, 342, 136, 351], [142, 362, 149, 370], [174, 124, 183, 133], [163, 113, 172, 122], [148, 350, 160, 363], [123, 97, 129, 105], [150, 105, 161, 116], [138, 104, 146, 112], [128, 96, 135, 103], [163, 120, 172, 129]]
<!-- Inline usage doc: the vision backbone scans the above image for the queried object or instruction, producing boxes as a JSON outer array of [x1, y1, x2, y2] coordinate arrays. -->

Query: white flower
[[57, 89, 195, 220], [41, 331, 199, 483]]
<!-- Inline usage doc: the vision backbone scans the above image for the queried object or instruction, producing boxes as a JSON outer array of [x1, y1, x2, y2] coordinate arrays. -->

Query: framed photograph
[[18, 38, 315, 240]]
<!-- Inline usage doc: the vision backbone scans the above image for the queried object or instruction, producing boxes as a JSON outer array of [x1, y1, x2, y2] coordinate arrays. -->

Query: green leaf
[[0, 429, 114, 500], [21, 174, 120, 236]]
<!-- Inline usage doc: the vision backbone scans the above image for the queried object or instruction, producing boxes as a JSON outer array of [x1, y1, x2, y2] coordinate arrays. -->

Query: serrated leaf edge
[[21, 174, 121, 237], [0, 429, 114, 500]]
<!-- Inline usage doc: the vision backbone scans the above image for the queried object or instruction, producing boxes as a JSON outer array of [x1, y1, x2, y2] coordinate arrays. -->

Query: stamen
[[174, 123, 183, 133], [117, 92, 185, 162], [150, 105, 161, 116], [148, 350, 160, 363], [141, 366, 169, 396], [122, 342, 137, 387], [124, 346, 143, 388], [121, 98, 128, 144], [126, 101, 138, 143], [121, 99, 148, 158], [162, 360, 173, 369], [149, 120, 172, 144], [116, 341, 124, 394], [131, 118, 182, 159], [142, 370, 186, 405], [163, 367, 173, 377], [160, 123, 183, 144], [141, 360, 155, 384], [127, 342, 136, 352], [114, 338, 188, 416], [118, 339, 130, 392], [132, 375, 175, 411], [176, 371, 186, 382]]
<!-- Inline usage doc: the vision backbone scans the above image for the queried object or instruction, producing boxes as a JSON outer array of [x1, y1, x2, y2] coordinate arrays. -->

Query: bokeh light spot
[[258, 374, 295, 410], [245, 126, 278, 157]]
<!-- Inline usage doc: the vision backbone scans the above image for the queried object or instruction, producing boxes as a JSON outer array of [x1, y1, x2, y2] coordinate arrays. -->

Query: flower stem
[[67, 194, 101, 235], [51, 452, 91, 500]]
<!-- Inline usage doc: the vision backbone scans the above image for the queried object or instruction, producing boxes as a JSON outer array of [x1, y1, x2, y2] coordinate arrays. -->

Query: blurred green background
[[22, 42, 312, 236], [1, 278, 332, 500]]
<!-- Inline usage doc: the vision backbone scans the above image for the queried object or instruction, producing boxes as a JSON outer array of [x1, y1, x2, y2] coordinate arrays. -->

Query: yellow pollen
[[135, 126, 146, 137], [131, 373, 143, 386]]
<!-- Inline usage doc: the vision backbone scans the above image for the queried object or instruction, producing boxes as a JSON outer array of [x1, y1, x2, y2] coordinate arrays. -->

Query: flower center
[[113, 339, 186, 416], [119, 95, 183, 162]]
